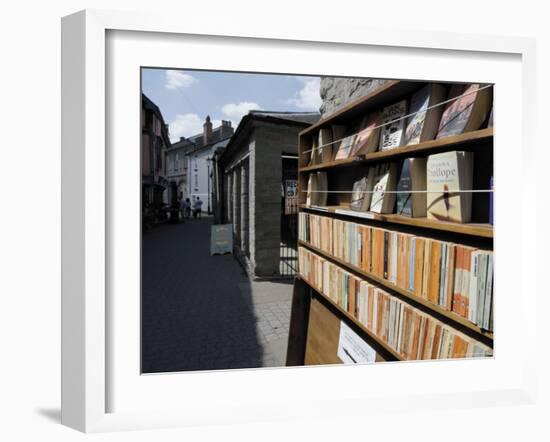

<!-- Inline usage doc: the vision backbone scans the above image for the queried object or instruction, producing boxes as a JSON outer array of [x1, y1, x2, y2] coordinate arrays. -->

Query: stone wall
[[319, 77, 389, 118], [249, 121, 301, 278]]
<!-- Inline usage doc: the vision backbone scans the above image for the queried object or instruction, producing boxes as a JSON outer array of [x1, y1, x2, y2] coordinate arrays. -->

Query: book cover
[[436, 84, 493, 139], [396, 159, 412, 216], [351, 112, 382, 156], [334, 134, 356, 160], [426, 150, 474, 223], [306, 173, 317, 206], [369, 162, 400, 214], [379, 99, 407, 151], [405, 83, 447, 145], [350, 174, 373, 212], [319, 128, 333, 163], [316, 171, 328, 206]]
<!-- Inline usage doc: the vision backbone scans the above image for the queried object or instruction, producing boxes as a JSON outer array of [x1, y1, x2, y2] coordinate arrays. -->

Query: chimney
[[203, 115, 213, 145], [219, 120, 234, 139]]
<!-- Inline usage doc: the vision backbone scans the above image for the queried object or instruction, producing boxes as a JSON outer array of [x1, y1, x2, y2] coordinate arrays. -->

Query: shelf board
[[300, 128, 493, 172], [298, 240, 494, 344], [296, 276, 404, 361], [300, 204, 494, 239]]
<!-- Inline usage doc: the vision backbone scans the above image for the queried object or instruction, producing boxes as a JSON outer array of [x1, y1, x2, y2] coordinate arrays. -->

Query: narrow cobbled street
[[142, 216, 293, 373]]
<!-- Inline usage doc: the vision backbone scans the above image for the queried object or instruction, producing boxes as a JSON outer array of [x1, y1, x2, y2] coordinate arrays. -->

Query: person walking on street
[[193, 196, 203, 219], [181, 197, 191, 219]]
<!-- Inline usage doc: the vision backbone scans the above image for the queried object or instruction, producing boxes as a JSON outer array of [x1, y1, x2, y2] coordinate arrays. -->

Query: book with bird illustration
[[426, 151, 474, 223]]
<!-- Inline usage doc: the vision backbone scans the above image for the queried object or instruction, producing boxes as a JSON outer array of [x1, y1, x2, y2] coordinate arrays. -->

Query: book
[[436, 84, 493, 139], [306, 173, 317, 206], [334, 132, 357, 160], [395, 158, 428, 217], [404, 83, 447, 145], [319, 128, 334, 163], [369, 162, 401, 214], [299, 245, 493, 360], [299, 212, 494, 332], [426, 151, 474, 223], [309, 133, 320, 165], [350, 174, 374, 211], [351, 112, 382, 156], [379, 100, 408, 151], [316, 171, 328, 206]]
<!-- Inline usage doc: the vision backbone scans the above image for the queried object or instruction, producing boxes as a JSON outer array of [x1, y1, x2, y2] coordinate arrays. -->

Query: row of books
[[298, 246, 493, 360], [299, 212, 494, 331], [305, 82, 493, 166], [305, 149, 487, 224]]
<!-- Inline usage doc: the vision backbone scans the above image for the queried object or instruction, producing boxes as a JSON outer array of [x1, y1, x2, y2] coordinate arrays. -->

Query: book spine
[[383, 230, 389, 280]]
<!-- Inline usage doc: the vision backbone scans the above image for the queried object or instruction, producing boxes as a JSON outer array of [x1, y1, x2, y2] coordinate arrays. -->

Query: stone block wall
[[250, 122, 301, 278], [319, 77, 389, 117]]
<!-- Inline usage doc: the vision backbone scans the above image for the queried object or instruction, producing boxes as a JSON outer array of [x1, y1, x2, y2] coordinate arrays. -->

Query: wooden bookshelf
[[303, 279, 404, 362], [299, 128, 493, 173], [299, 204, 493, 238], [298, 240, 493, 343], [287, 80, 494, 366]]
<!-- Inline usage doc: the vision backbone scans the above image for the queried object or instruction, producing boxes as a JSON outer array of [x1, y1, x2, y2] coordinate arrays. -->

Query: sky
[[141, 68, 322, 142]]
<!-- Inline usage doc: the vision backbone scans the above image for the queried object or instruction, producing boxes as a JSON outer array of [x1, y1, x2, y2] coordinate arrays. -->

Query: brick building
[[217, 111, 319, 279]]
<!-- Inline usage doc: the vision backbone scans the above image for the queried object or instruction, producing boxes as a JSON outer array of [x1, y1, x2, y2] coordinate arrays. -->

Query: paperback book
[[436, 84, 493, 139], [379, 100, 408, 151], [370, 162, 400, 214], [351, 112, 382, 156], [426, 151, 474, 223], [350, 174, 374, 211], [404, 83, 447, 145], [319, 128, 334, 163], [396, 158, 427, 217]]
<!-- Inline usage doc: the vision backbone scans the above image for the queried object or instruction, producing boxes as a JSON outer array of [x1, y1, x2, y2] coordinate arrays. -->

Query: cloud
[[165, 70, 197, 90], [168, 113, 203, 142], [286, 77, 322, 111], [221, 102, 261, 125]]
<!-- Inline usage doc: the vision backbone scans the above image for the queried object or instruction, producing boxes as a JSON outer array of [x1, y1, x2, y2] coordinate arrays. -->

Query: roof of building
[[246, 110, 321, 125], [168, 137, 195, 152], [186, 136, 232, 157], [188, 123, 232, 149], [142, 93, 171, 147], [219, 110, 320, 165]]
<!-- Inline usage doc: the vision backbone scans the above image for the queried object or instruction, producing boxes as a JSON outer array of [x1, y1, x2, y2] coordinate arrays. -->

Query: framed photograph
[[61, 9, 537, 433]]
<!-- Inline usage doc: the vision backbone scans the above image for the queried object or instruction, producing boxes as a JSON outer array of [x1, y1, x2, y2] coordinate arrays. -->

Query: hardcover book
[[404, 83, 447, 145], [379, 100, 408, 151], [436, 84, 493, 139], [426, 151, 474, 223], [351, 112, 382, 156], [369, 162, 400, 214]]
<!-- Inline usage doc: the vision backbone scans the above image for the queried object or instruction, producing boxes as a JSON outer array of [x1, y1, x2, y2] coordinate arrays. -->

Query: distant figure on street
[[181, 197, 191, 219], [193, 197, 203, 219]]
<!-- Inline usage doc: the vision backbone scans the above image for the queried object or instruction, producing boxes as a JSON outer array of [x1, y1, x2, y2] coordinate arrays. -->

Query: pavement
[[141, 216, 293, 373]]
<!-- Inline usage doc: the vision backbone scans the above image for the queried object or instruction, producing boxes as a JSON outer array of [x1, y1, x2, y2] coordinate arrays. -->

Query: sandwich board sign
[[211, 224, 233, 255]]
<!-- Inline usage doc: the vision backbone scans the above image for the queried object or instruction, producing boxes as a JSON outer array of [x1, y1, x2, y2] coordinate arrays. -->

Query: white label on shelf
[[335, 208, 375, 219], [337, 321, 376, 364]]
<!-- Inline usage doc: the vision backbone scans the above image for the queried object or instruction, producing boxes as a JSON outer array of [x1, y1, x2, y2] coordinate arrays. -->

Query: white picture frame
[[62, 9, 538, 433]]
